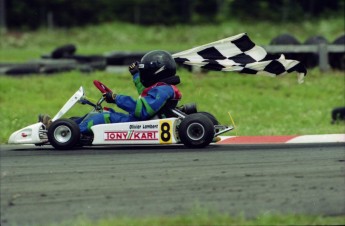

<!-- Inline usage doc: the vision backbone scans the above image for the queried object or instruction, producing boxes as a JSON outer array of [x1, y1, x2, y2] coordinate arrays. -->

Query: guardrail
[[264, 44, 345, 71]]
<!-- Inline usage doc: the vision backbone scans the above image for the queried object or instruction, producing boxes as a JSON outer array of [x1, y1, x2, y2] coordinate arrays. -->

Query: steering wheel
[[93, 80, 113, 94], [92, 80, 114, 111]]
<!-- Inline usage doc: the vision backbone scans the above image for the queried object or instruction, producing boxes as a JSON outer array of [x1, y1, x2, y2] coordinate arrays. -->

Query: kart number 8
[[159, 120, 172, 144]]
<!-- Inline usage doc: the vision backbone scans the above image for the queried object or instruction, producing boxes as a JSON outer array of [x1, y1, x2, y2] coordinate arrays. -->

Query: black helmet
[[139, 50, 177, 87]]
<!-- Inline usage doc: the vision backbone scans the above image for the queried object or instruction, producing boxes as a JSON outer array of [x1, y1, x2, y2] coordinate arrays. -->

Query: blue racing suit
[[79, 73, 182, 134]]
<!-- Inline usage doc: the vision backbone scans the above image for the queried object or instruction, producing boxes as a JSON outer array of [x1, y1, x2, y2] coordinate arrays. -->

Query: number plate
[[159, 120, 173, 144]]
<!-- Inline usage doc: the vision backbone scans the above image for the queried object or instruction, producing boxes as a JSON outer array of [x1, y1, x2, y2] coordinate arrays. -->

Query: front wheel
[[178, 113, 215, 148], [48, 119, 80, 150]]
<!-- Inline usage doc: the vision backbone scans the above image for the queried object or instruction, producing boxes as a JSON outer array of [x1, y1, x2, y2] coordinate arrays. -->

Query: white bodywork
[[8, 122, 48, 144], [8, 87, 85, 144], [92, 118, 180, 145]]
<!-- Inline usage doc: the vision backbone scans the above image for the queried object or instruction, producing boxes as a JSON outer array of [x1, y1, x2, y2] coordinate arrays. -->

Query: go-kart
[[8, 80, 233, 149]]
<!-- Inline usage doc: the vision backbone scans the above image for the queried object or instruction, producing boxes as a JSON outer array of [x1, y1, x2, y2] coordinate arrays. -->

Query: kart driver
[[39, 50, 182, 134]]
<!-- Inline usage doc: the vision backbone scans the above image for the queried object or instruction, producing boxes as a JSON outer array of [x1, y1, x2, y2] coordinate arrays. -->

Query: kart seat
[[154, 100, 180, 119], [153, 101, 197, 119]]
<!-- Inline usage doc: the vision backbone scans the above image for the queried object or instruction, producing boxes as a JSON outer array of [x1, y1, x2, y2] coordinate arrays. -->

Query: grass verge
[[46, 211, 345, 226]]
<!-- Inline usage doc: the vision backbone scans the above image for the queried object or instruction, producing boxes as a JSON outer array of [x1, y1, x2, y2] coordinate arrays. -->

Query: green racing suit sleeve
[[133, 73, 145, 94]]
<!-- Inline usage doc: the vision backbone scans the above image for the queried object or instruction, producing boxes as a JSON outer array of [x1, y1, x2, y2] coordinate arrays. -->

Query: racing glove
[[103, 92, 116, 103], [129, 61, 139, 75]]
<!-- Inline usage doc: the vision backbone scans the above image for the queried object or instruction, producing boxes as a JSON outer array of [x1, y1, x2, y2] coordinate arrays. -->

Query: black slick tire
[[178, 113, 215, 148], [48, 118, 80, 150]]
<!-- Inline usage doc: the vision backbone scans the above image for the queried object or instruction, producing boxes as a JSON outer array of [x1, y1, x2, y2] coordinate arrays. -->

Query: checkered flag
[[172, 33, 307, 83]]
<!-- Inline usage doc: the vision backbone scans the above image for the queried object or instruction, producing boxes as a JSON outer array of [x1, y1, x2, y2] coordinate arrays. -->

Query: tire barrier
[[303, 35, 329, 68], [331, 106, 345, 124], [104, 51, 145, 66], [265, 34, 344, 71], [51, 44, 77, 59], [269, 34, 305, 63], [1, 44, 107, 75], [46, 44, 107, 72], [1, 35, 344, 76], [329, 34, 345, 70], [270, 34, 301, 45], [0, 59, 77, 76]]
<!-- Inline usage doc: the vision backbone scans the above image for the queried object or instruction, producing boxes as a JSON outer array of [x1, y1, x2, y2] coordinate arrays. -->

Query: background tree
[[3, 0, 344, 30]]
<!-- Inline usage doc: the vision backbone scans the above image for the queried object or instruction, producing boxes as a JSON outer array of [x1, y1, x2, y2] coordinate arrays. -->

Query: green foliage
[[5, 0, 345, 29], [45, 210, 345, 226], [229, 0, 345, 22], [1, 17, 344, 62]]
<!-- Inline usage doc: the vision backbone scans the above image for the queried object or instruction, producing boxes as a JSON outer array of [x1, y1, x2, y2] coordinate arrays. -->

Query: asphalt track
[[1, 143, 344, 226]]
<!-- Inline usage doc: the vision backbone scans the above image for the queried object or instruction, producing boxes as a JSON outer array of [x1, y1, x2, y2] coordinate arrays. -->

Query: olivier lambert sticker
[[129, 124, 158, 129], [104, 131, 158, 141]]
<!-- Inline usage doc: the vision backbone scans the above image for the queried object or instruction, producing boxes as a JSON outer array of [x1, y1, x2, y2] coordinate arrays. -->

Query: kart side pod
[[91, 113, 216, 148], [91, 118, 180, 145]]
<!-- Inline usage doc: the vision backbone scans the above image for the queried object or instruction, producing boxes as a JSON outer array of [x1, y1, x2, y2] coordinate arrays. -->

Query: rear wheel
[[178, 113, 215, 148], [48, 119, 80, 150], [199, 111, 220, 134], [199, 112, 219, 125]]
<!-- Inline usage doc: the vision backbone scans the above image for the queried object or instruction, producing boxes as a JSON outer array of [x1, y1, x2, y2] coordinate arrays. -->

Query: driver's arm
[[129, 61, 145, 94], [133, 73, 145, 94]]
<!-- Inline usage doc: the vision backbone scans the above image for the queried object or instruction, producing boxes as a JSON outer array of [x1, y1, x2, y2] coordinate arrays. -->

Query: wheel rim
[[187, 122, 205, 141], [54, 125, 72, 143]]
